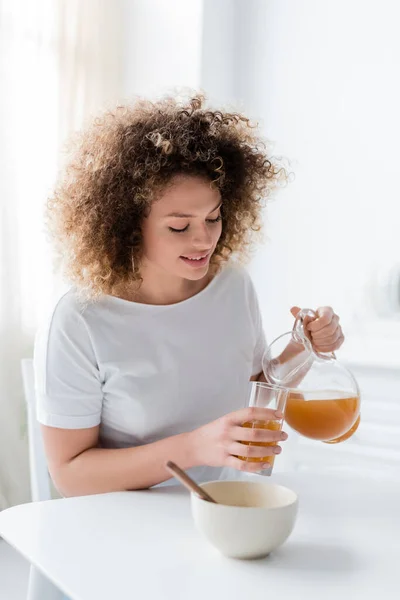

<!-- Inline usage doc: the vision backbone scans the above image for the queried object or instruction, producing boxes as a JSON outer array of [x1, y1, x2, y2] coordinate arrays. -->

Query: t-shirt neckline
[[103, 265, 230, 311]]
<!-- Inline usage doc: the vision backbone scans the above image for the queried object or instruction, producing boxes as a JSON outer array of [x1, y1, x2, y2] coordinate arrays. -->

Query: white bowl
[[191, 480, 298, 559]]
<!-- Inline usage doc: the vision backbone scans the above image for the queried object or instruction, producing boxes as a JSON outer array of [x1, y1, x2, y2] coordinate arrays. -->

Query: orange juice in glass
[[239, 382, 288, 475]]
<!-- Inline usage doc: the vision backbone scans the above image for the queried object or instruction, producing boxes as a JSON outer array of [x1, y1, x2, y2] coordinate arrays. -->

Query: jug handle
[[293, 308, 336, 361]]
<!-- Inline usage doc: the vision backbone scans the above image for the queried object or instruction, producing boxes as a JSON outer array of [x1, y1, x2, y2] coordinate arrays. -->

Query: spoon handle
[[165, 461, 217, 503]]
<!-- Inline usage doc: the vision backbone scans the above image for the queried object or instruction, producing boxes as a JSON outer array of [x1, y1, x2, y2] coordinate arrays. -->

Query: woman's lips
[[180, 252, 210, 267]]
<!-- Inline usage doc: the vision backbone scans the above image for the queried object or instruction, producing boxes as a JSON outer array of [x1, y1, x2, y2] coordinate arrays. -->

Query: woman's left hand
[[290, 306, 345, 353]]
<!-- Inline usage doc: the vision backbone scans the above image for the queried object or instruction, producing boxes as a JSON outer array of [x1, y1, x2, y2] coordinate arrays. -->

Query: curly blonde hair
[[47, 93, 290, 300]]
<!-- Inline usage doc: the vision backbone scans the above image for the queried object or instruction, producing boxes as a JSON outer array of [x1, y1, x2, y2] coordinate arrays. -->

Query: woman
[[34, 95, 344, 497]]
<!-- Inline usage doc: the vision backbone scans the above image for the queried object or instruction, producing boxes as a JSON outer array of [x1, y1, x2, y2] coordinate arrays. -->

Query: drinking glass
[[238, 381, 288, 476]]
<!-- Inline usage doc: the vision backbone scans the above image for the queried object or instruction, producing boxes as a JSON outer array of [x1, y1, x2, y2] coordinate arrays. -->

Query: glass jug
[[263, 309, 361, 443]]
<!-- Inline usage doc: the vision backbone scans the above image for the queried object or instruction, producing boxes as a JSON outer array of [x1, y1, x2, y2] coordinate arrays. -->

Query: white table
[[0, 470, 399, 600]]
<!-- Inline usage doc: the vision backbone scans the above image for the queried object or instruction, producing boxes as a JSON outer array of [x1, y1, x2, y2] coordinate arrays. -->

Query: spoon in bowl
[[165, 461, 218, 503]]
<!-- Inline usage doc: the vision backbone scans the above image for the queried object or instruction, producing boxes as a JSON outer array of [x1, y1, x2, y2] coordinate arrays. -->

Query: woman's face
[[141, 175, 223, 281]]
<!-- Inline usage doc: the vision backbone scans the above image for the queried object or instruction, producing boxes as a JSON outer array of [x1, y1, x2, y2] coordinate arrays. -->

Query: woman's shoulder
[[216, 262, 255, 292], [37, 288, 93, 342]]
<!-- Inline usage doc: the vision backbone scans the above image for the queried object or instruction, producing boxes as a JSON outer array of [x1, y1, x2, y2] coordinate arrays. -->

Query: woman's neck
[[117, 265, 213, 306]]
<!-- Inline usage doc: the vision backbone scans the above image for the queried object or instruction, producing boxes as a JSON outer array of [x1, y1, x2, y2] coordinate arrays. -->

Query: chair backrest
[[21, 358, 52, 502]]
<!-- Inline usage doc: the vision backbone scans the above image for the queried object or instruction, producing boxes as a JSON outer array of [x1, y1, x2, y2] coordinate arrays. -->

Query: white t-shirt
[[34, 264, 266, 483]]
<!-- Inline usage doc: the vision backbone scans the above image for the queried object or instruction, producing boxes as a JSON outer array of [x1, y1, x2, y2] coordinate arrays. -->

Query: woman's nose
[[191, 224, 213, 248]]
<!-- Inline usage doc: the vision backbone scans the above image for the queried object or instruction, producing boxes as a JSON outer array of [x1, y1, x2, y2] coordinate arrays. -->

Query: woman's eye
[[168, 225, 189, 233], [168, 215, 221, 234], [206, 215, 222, 224]]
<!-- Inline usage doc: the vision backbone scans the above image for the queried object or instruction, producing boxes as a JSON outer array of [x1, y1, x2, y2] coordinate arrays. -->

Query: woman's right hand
[[189, 407, 288, 473]]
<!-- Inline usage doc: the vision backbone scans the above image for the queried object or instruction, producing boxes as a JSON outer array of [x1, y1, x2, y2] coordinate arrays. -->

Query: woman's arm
[[42, 403, 287, 497], [41, 424, 196, 497]]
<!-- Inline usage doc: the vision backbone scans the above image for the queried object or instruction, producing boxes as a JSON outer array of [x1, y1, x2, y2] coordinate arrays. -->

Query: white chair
[[21, 358, 66, 600], [21, 359, 51, 503]]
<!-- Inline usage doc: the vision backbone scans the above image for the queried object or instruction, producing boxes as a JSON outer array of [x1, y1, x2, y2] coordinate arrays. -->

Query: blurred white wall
[[239, 1, 400, 349], [123, 0, 203, 97]]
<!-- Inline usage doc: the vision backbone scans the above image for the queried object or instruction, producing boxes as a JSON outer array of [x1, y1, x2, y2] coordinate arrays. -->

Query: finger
[[335, 333, 345, 349], [312, 329, 342, 348], [290, 306, 313, 331], [229, 407, 284, 425], [290, 306, 301, 318], [232, 425, 287, 444], [307, 306, 335, 333], [301, 314, 314, 342], [289, 306, 314, 343], [227, 456, 275, 473], [310, 315, 340, 339], [315, 333, 345, 352], [229, 442, 282, 459]]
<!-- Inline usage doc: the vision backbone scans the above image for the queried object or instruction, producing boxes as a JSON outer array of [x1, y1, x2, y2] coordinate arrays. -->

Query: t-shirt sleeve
[[245, 271, 268, 377], [34, 294, 103, 429]]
